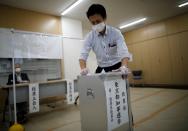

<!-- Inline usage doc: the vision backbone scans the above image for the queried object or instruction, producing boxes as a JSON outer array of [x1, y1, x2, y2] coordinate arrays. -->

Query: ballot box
[[77, 73, 133, 131]]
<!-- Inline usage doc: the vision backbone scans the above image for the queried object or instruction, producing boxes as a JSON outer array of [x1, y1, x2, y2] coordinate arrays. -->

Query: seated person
[[7, 64, 30, 124], [7, 64, 30, 85]]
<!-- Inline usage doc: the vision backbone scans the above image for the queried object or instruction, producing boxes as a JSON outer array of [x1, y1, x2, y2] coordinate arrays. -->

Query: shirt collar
[[96, 25, 108, 37]]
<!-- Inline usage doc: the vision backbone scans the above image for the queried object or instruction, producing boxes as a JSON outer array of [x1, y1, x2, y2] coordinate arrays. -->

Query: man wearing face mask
[[7, 64, 30, 85], [6, 64, 30, 123], [79, 4, 130, 75]]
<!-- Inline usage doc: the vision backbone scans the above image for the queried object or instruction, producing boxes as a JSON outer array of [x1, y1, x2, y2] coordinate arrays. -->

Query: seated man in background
[[7, 64, 30, 124], [7, 64, 30, 85]]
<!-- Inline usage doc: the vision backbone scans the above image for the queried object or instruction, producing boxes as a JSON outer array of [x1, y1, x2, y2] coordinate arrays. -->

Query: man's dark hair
[[86, 4, 107, 19]]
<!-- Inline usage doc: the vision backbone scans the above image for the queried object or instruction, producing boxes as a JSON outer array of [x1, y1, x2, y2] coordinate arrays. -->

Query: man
[[79, 4, 130, 75], [7, 64, 30, 85], [6, 64, 30, 124]]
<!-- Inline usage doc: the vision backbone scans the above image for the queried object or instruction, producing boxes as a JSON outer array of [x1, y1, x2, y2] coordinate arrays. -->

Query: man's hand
[[112, 66, 130, 74], [22, 80, 29, 83], [112, 66, 130, 79], [80, 68, 89, 76], [79, 59, 89, 75], [119, 66, 129, 74]]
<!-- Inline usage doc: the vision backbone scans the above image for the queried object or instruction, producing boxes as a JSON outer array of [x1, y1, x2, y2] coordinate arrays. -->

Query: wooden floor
[[1, 87, 188, 131]]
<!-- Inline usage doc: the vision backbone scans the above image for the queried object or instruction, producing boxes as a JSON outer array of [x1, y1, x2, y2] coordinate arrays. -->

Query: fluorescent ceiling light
[[119, 18, 147, 29], [61, 0, 83, 16], [178, 2, 188, 7]]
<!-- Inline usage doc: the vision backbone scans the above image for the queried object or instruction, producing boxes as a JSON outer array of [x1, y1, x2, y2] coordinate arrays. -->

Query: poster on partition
[[29, 83, 40, 113], [104, 79, 129, 131], [66, 80, 75, 104]]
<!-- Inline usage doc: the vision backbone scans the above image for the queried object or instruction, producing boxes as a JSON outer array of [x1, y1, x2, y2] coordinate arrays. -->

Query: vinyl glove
[[80, 68, 89, 76], [119, 66, 129, 74], [112, 66, 130, 75]]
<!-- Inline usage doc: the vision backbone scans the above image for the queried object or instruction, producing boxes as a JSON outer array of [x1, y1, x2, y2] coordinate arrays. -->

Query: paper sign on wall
[[66, 80, 75, 104], [104, 79, 129, 131], [29, 83, 40, 113]]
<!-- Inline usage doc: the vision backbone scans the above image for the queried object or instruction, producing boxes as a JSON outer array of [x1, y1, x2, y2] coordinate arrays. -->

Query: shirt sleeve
[[115, 29, 130, 60], [79, 33, 93, 61]]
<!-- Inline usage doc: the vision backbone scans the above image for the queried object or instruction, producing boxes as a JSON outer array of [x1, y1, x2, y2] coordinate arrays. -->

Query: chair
[[74, 95, 79, 105], [0, 88, 8, 122], [131, 70, 144, 87]]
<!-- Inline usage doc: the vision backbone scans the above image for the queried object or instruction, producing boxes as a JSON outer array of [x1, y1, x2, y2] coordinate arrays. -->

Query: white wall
[[83, 28, 91, 38], [87, 51, 97, 74], [83, 28, 98, 73], [63, 38, 83, 80], [61, 17, 83, 39], [62, 17, 97, 80]]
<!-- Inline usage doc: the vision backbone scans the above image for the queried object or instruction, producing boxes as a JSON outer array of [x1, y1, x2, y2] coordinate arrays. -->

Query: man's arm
[[115, 29, 130, 75], [79, 59, 87, 70], [22, 73, 30, 83], [79, 59, 90, 75], [7, 74, 13, 85], [116, 29, 130, 65], [121, 57, 129, 67], [25, 73, 30, 82], [79, 33, 92, 70]]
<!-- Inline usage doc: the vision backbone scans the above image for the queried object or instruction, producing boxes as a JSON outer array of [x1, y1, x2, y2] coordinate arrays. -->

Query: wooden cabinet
[[147, 22, 167, 39], [127, 44, 144, 84], [167, 34, 185, 85], [127, 33, 188, 85], [179, 32, 188, 84], [132, 43, 144, 70], [165, 13, 188, 35], [141, 37, 174, 85], [128, 38, 173, 85], [124, 26, 148, 45], [147, 37, 172, 84], [127, 45, 135, 69], [125, 31, 134, 45], [139, 42, 152, 84], [127, 45, 136, 84], [128, 42, 152, 84], [125, 13, 188, 85]]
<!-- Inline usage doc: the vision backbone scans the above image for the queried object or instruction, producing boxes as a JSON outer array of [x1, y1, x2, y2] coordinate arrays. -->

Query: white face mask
[[15, 68, 21, 73], [92, 22, 106, 33]]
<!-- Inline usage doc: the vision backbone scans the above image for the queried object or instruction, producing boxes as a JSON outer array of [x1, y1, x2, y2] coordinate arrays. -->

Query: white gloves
[[113, 66, 129, 75], [80, 68, 89, 75], [120, 66, 129, 74]]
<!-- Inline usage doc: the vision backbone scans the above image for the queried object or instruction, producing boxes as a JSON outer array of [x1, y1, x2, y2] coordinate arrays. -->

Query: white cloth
[[16, 74, 22, 82], [112, 66, 130, 75], [80, 68, 89, 75], [79, 25, 130, 67]]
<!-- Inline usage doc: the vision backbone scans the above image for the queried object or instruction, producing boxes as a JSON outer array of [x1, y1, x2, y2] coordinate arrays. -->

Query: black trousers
[[95, 62, 121, 73]]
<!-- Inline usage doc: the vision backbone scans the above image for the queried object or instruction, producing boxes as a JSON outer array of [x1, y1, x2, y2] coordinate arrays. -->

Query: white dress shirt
[[80, 25, 130, 67], [16, 74, 22, 82]]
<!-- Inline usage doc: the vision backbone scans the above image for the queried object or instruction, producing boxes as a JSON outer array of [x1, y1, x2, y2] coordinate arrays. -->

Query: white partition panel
[[0, 28, 63, 59], [0, 28, 13, 58], [45, 35, 63, 59], [63, 37, 97, 79], [61, 17, 83, 39], [13, 32, 63, 59], [63, 38, 83, 80]]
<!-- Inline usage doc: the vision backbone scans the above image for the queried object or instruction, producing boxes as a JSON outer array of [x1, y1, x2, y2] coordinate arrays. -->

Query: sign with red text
[[66, 80, 75, 104], [104, 79, 129, 131], [29, 83, 40, 113]]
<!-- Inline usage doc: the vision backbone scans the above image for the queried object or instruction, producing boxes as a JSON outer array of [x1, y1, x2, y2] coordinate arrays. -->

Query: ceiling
[[0, 0, 188, 32]]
